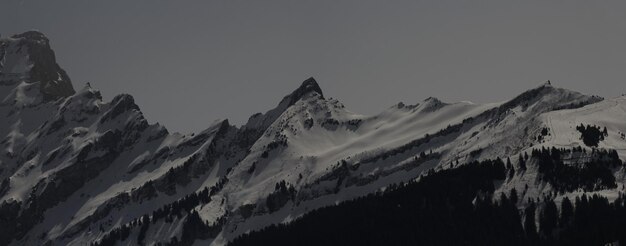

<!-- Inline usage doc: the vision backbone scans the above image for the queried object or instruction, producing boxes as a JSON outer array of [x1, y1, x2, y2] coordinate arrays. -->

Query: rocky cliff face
[[1, 31, 75, 101]]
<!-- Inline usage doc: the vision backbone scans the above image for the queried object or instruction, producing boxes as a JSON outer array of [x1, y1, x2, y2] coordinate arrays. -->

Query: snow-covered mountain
[[1, 31, 624, 246]]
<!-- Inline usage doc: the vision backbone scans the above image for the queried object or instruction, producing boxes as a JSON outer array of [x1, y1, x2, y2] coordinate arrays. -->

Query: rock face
[[0, 31, 625, 246], [1, 30, 75, 101], [286, 77, 324, 104], [243, 77, 324, 133]]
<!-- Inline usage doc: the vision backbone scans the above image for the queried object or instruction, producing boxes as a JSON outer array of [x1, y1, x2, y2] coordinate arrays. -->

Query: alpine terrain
[[1, 31, 626, 246]]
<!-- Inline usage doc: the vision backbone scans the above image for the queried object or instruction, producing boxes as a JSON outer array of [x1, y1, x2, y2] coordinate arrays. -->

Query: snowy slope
[[491, 95, 626, 208], [204, 81, 608, 245], [540, 95, 626, 159], [1, 31, 624, 246]]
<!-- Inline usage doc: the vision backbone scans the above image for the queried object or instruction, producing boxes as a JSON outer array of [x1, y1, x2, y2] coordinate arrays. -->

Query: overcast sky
[[2, 1, 625, 133]]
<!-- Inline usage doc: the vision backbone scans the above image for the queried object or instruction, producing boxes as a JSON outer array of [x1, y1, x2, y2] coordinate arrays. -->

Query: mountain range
[[1, 31, 626, 246]]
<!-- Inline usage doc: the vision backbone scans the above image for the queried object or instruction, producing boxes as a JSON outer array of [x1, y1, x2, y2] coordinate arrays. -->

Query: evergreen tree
[[137, 215, 150, 245], [510, 188, 518, 204], [539, 198, 558, 239], [519, 154, 527, 170], [506, 157, 516, 178], [560, 197, 573, 227], [524, 202, 538, 240]]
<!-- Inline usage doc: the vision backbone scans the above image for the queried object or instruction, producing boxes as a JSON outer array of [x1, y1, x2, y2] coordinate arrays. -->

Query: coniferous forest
[[230, 152, 626, 246], [89, 147, 626, 246]]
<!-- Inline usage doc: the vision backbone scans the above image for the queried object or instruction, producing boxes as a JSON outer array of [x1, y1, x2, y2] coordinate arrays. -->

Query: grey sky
[[2, 1, 625, 133]]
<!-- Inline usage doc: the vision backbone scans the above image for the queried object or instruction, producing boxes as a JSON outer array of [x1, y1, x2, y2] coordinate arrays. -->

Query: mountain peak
[[243, 77, 324, 133], [10, 30, 49, 43], [536, 80, 553, 89], [424, 96, 442, 104], [0, 31, 75, 101], [301, 76, 321, 89], [494, 80, 601, 116], [421, 96, 446, 112], [287, 77, 324, 105]]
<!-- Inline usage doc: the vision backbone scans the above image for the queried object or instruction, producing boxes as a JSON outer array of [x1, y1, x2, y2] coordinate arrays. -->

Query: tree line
[[229, 154, 626, 246]]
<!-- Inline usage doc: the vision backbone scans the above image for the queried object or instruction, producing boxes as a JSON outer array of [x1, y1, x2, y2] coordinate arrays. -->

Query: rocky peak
[[420, 96, 446, 112], [1, 31, 75, 101], [423, 96, 442, 104], [244, 77, 325, 132], [284, 77, 324, 105], [10, 31, 49, 43]]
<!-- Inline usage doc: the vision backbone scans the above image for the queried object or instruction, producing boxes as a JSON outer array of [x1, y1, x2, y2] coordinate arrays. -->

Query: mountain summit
[[243, 77, 324, 132], [287, 76, 324, 104], [0, 31, 75, 101]]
